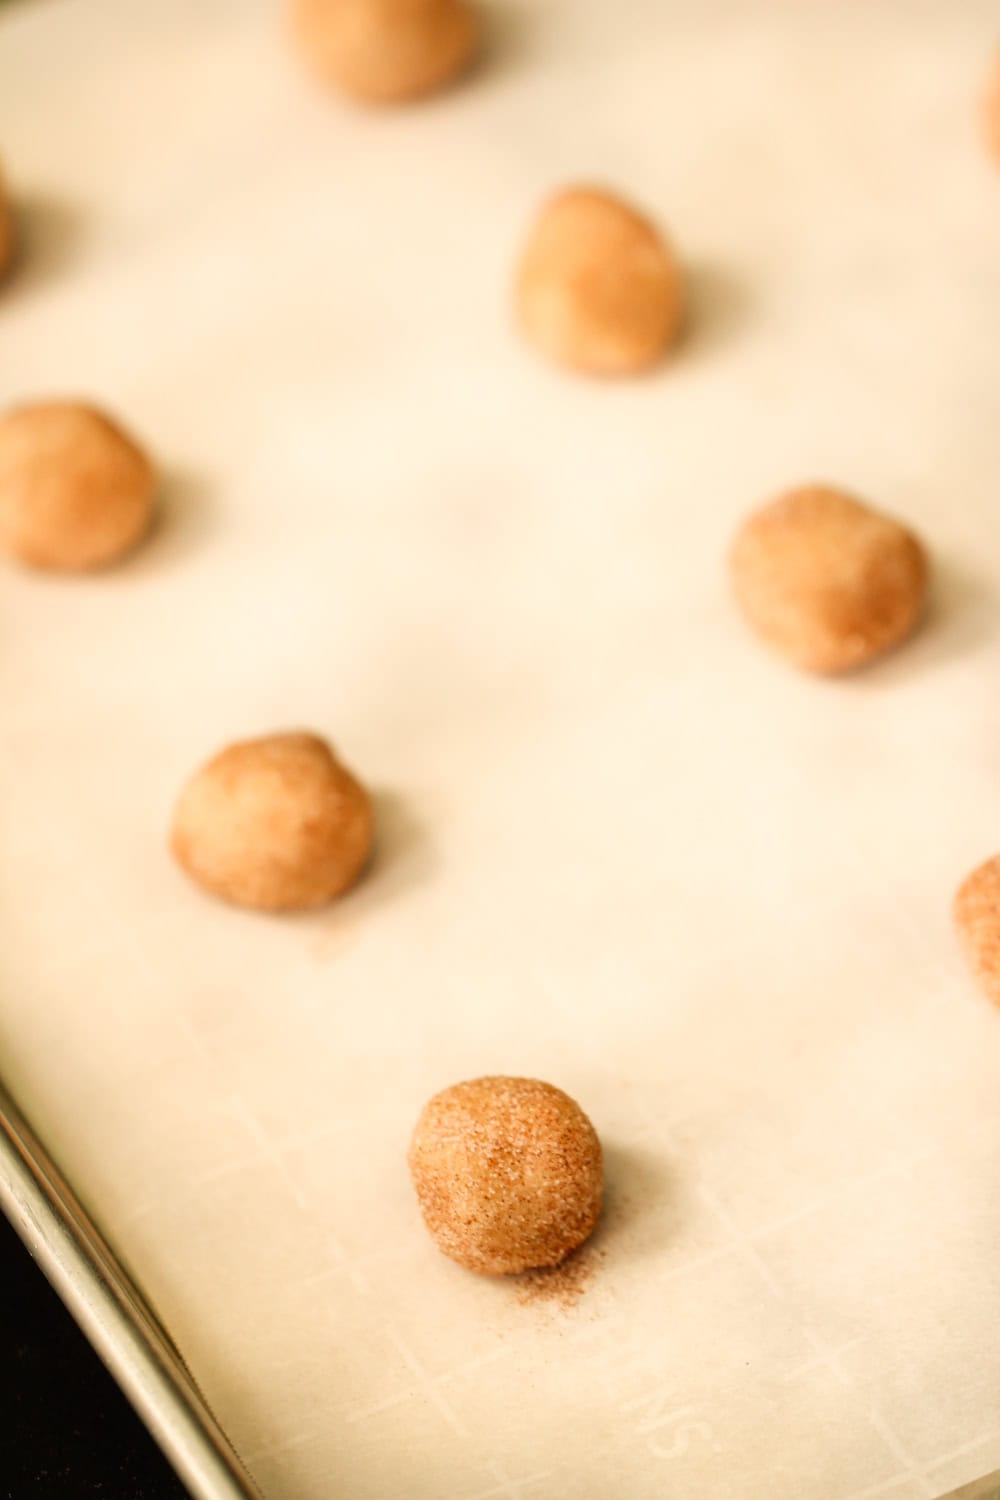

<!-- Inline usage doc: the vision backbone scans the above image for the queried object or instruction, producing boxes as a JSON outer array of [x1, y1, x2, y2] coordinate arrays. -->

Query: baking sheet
[[3, 0, 1000, 1496]]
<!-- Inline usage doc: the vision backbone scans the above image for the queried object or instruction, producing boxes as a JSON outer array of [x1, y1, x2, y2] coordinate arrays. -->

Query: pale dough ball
[[954, 855, 1000, 1009], [730, 485, 928, 674], [409, 1076, 603, 1275], [0, 165, 13, 281], [291, 0, 477, 104], [983, 53, 1000, 164], [172, 732, 373, 912], [0, 402, 156, 572], [516, 186, 683, 376]]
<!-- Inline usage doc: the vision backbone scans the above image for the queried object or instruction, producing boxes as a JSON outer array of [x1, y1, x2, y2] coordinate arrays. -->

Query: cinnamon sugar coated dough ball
[[517, 187, 683, 376], [954, 856, 1000, 1009], [171, 732, 373, 912], [0, 402, 156, 572], [409, 1077, 603, 1275], [983, 54, 1000, 164], [291, 0, 477, 103], [730, 485, 928, 674], [0, 166, 13, 280]]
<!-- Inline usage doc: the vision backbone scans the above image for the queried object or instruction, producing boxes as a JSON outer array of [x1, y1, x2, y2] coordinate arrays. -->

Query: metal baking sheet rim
[[0, 1072, 261, 1500]]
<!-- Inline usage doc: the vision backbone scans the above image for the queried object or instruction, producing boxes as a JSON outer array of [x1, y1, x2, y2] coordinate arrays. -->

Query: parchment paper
[[3, 1, 1000, 1496]]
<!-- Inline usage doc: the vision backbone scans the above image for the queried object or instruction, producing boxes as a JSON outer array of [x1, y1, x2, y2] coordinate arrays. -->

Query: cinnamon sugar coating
[[409, 1076, 603, 1275], [983, 53, 1000, 165], [291, 0, 478, 104], [516, 186, 683, 376], [172, 731, 373, 913], [0, 401, 156, 572], [955, 855, 1000, 1009], [0, 164, 13, 281], [730, 485, 928, 673]]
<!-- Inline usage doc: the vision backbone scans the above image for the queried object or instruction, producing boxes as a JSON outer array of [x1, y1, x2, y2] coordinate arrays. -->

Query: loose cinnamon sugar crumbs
[[409, 1076, 603, 1276], [515, 1245, 605, 1309]]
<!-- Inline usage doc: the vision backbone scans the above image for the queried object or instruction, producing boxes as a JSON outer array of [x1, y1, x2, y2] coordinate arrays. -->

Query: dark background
[[0, 1211, 188, 1498]]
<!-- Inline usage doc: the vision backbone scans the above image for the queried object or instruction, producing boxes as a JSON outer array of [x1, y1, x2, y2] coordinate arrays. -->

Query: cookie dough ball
[[291, 0, 477, 104], [730, 485, 928, 674], [983, 54, 1000, 164], [171, 732, 373, 912], [516, 186, 683, 376], [0, 402, 156, 572], [954, 855, 1000, 1008], [0, 165, 13, 281], [409, 1076, 603, 1275]]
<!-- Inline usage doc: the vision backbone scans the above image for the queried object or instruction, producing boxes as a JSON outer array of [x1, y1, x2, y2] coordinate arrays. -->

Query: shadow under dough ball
[[516, 186, 683, 376], [409, 1076, 603, 1275], [0, 401, 156, 572], [171, 731, 373, 913], [954, 855, 1000, 1009], [730, 485, 928, 674], [291, 0, 477, 104]]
